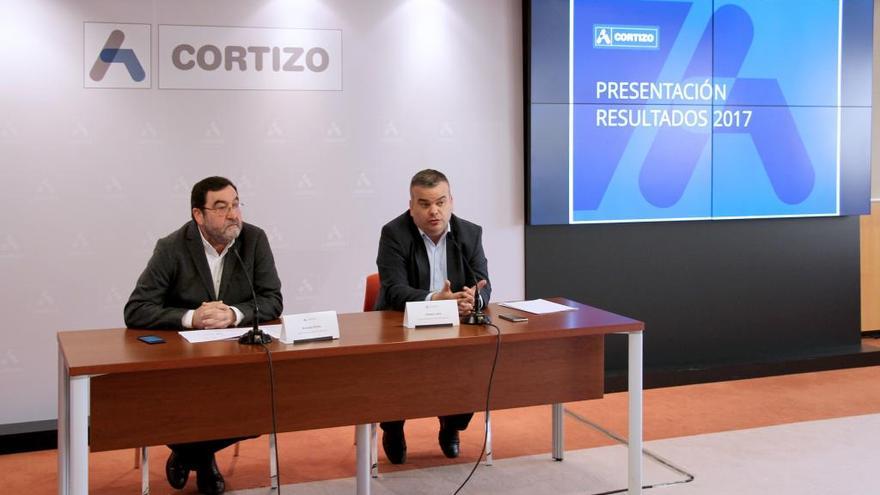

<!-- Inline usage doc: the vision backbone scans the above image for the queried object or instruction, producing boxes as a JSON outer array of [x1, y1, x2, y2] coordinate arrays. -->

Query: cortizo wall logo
[[85, 23, 342, 91], [90, 29, 146, 82], [159, 25, 342, 90], [171, 44, 330, 73], [593, 25, 659, 50], [84, 22, 151, 88]]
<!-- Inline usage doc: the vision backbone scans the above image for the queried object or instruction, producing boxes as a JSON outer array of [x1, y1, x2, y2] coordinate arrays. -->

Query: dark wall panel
[[525, 217, 862, 370]]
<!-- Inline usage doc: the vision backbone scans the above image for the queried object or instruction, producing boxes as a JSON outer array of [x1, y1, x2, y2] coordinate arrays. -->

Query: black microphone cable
[[232, 245, 282, 491], [451, 320, 501, 495]]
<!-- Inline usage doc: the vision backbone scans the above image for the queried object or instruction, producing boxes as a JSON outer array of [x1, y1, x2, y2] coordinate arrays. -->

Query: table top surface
[[58, 298, 643, 376]]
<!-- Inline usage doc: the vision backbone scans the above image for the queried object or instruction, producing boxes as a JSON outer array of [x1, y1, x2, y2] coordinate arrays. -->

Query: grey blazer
[[124, 220, 283, 330]]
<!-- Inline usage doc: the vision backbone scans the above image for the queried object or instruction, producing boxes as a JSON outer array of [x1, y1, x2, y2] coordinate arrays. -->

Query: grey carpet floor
[[232, 413, 880, 495]]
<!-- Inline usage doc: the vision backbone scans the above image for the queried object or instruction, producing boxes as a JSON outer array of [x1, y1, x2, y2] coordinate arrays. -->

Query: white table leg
[[485, 411, 493, 466], [356, 424, 371, 495], [552, 403, 564, 460], [369, 423, 378, 478], [58, 349, 69, 495], [140, 447, 149, 495], [70, 375, 90, 495], [269, 433, 279, 490], [628, 332, 643, 495]]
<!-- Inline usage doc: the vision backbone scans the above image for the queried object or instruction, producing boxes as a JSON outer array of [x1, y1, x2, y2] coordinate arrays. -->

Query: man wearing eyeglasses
[[124, 176, 282, 494]]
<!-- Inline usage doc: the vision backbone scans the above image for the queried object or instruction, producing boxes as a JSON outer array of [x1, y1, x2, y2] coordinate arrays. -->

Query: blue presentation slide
[[569, 0, 842, 223]]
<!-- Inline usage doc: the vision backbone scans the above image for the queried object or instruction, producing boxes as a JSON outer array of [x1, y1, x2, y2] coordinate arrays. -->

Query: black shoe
[[438, 428, 460, 459], [382, 428, 407, 464], [195, 456, 226, 495], [165, 451, 190, 489]]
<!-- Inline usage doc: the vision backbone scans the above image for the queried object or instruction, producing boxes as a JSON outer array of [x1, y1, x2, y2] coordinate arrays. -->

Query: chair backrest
[[363, 272, 380, 312]]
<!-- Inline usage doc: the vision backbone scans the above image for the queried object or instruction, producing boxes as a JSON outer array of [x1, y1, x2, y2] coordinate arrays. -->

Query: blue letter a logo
[[89, 29, 145, 82]]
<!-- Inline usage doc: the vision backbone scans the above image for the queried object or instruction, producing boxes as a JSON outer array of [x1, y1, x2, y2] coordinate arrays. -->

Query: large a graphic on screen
[[548, 0, 859, 223], [572, 0, 839, 222]]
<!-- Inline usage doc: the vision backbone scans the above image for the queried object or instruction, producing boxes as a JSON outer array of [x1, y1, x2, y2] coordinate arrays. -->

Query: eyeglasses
[[202, 202, 243, 215]]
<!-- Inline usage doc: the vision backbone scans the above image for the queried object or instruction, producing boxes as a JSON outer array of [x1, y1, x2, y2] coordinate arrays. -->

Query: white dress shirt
[[181, 229, 244, 328]]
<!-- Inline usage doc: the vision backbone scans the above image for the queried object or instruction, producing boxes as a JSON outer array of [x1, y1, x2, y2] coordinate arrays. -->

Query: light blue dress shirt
[[418, 224, 450, 300]]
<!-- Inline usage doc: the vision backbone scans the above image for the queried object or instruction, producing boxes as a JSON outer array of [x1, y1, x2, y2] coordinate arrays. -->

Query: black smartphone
[[138, 335, 166, 344], [498, 313, 528, 323]]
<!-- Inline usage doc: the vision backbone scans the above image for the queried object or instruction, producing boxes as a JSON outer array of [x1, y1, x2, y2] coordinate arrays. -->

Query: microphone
[[448, 232, 490, 326], [232, 246, 272, 345]]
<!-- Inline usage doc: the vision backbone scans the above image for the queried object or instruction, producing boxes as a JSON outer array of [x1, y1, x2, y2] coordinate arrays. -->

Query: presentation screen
[[529, 0, 872, 225]]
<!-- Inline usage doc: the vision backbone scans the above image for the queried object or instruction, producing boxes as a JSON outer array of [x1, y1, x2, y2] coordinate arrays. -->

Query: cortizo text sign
[[158, 25, 342, 90]]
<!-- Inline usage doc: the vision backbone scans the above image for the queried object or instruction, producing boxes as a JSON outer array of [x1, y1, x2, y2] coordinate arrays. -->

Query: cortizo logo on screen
[[593, 25, 659, 50]]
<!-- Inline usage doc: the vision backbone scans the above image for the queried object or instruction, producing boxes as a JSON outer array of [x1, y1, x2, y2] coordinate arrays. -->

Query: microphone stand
[[450, 232, 490, 326], [233, 247, 272, 345], [461, 294, 489, 325], [238, 318, 272, 345]]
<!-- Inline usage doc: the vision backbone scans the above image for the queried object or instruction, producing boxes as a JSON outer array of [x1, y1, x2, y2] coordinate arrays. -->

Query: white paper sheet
[[498, 299, 577, 314], [179, 324, 284, 343]]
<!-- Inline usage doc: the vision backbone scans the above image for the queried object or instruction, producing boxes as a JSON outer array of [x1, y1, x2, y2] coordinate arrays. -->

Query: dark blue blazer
[[375, 211, 491, 311]]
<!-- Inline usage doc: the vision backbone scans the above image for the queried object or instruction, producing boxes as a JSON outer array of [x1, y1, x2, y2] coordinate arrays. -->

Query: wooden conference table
[[57, 298, 645, 494]]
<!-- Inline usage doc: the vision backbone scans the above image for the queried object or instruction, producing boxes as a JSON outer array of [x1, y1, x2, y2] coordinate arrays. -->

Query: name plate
[[404, 300, 459, 329], [280, 310, 340, 344]]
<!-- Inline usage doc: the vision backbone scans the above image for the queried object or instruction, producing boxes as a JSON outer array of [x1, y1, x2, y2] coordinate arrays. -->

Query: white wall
[[0, 0, 524, 428]]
